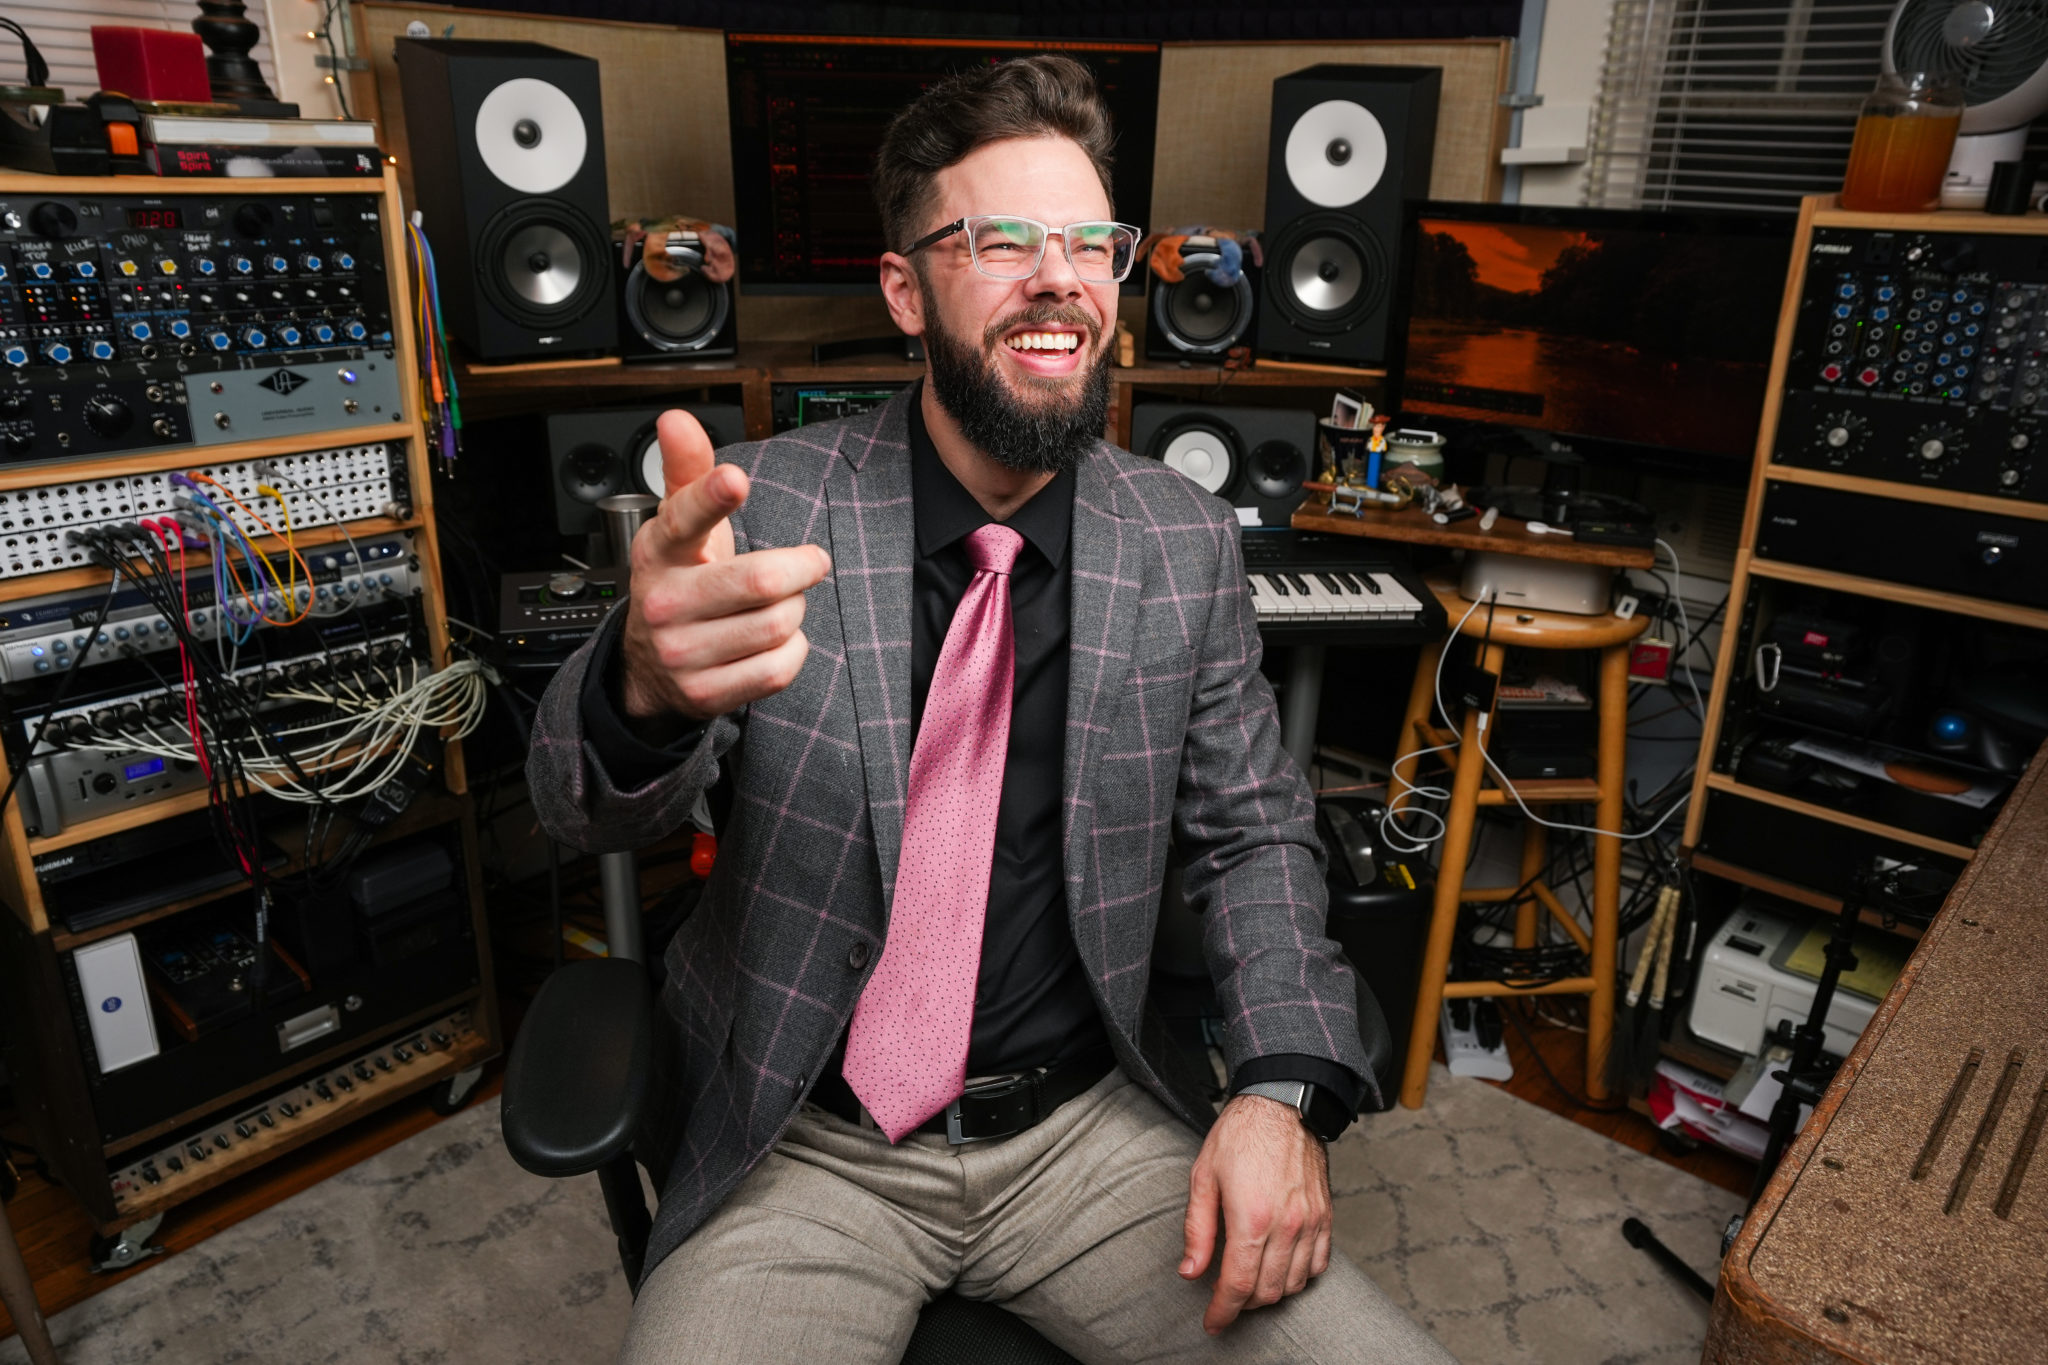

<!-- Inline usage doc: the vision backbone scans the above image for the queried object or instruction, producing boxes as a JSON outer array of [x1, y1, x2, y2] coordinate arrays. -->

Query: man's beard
[[922, 294, 1111, 476]]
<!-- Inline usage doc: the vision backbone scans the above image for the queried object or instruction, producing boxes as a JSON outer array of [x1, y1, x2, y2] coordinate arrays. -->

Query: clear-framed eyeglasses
[[903, 216, 1145, 283]]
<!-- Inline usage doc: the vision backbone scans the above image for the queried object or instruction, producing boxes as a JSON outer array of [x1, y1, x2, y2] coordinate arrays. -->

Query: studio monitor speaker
[[1147, 237, 1258, 361], [394, 39, 617, 361], [1257, 66, 1439, 368], [618, 231, 737, 361], [1131, 403, 1316, 529], [547, 403, 748, 536]]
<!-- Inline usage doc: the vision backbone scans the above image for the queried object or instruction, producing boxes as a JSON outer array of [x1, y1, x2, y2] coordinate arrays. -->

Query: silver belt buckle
[[945, 1072, 1028, 1146]]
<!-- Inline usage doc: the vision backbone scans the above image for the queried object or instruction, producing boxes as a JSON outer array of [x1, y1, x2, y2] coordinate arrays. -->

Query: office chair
[[500, 951, 1395, 1364]]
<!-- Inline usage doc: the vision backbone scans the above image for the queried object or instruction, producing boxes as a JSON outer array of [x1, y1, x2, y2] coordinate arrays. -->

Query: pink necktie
[[843, 522, 1024, 1142]]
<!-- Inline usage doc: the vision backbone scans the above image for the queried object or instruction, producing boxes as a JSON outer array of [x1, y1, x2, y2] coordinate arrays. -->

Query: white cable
[[1382, 583, 1696, 851], [1379, 594, 1489, 853], [1654, 537, 1709, 721]]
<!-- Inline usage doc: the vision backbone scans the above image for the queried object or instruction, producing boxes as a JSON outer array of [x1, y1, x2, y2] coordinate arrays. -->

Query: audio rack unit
[[0, 168, 495, 1261], [0, 532, 420, 682], [0, 440, 408, 582], [0, 188, 403, 464], [1774, 225, 2047, 501]]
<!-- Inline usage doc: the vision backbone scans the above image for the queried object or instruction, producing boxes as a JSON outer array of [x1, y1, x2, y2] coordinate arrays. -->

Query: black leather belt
[[815, 1047, 1116, 1145]]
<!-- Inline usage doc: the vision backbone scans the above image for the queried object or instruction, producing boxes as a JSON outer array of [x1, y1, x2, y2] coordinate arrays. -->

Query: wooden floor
[[0, 959, 1752, 1342]]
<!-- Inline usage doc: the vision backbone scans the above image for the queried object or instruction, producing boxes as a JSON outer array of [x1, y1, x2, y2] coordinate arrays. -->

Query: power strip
[[0, 442, 409, 582], [1441, 999, 1514, 1081], [108, 1007, 479, 1214]]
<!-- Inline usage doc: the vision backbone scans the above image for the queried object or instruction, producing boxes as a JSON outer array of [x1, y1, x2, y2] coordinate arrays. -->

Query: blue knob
[[312, 324, 336, 344], [42, 341, 72, 365], [267, 255, 289, 274], [168, 320, 192, 339], [335, 252, 356, 271], [74, 261, 97, 279], [207, 330, 232, 351], [343, 320, 367, 341], [29, 262, 53, 280], [89, 340, 115, 361], [241, 327, 267, 349], [278, 326, 303, 347], [195, 258, 217, 276], [231, 257, 253, 275], [128, 321, 152, 341], [4, 346, 30, 368]]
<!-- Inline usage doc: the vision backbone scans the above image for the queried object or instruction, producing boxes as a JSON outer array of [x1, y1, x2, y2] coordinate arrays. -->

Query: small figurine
[[1365, 413, 1391, 489]]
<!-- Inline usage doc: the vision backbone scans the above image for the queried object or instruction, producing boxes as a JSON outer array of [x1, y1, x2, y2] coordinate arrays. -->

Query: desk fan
[[1884, 0, 2048, 207]]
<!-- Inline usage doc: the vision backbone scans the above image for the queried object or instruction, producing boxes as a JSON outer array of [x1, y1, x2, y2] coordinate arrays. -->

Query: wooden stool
[[1392, 569, 1649, 1109]]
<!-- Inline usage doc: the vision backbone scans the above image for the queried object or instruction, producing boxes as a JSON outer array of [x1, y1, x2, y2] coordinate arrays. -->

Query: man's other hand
[[619, 409, 831, 722], [1179, 1093, 1333, 1335]]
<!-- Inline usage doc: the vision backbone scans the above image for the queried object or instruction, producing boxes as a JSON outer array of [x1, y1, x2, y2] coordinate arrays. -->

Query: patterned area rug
[[2, 1069, 1737, 1364]]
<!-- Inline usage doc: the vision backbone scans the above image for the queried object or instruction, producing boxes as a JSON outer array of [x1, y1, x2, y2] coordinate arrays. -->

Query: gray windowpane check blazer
[[525, 389, 1370, 1284]]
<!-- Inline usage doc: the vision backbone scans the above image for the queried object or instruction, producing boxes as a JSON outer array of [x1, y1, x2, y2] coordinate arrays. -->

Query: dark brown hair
[[872, 54, 1117, 255]]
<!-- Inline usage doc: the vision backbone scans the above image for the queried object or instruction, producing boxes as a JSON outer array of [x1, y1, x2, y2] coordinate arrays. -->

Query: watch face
[[1301, 1083, 1353, 1143]]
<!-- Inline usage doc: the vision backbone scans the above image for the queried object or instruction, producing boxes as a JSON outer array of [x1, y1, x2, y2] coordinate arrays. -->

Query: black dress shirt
[[578, 388, 1362, 1115]]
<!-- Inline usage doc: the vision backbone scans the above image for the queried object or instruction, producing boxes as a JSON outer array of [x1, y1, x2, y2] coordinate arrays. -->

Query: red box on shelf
[[91, 27, 211, 104]]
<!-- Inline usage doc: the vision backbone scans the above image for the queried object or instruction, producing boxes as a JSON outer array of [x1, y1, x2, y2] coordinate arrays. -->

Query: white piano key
[[1369, 572, 1422, 615]]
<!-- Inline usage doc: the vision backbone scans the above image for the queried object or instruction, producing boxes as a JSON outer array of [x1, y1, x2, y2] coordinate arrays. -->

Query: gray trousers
[[618, 1068, 1451, 1363]]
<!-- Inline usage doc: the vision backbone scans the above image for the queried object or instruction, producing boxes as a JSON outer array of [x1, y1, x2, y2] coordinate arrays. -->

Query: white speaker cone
[[474, 77, 588, 195], [636, 431, 667, 499], [1284, 100, 1388, 209], [1161, 428, 1235, 495]]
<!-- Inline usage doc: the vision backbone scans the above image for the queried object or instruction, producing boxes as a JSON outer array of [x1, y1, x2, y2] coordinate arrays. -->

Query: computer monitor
[[1390, 202, 1793, 469], [725, 34, 1161, 294]]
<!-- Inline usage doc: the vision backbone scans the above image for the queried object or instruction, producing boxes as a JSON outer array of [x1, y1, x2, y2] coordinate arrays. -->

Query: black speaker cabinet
[[394, 39, 617, 361], [1130, 403, 1315, 529], [1147, 237, 1258, 361], [1256, 65, 1439, 367], [618, 232, 737, 361], [546, 403, 748, 535]]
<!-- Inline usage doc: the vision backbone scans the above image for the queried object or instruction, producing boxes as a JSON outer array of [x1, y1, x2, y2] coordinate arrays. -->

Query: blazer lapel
[[1062, 447, 1141, 923], [824, 393, 918, 907]]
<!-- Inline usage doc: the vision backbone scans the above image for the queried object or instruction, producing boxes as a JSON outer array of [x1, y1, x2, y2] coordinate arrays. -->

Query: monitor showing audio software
[[725, 34, 1160, 293], [1391, 202, 1792, 464]]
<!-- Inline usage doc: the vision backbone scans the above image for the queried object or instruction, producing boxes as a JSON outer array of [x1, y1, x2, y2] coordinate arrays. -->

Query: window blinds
[[1585, 0, 1898, 213], [5, 0, 276, 107]]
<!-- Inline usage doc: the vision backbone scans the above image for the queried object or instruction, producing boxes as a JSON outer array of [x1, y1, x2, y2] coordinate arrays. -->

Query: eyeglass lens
[[968, 218, 1136, 282]]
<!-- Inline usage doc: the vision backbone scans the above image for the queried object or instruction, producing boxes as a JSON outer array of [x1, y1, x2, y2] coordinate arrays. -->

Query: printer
[[1689, 903, 1904, 1058]]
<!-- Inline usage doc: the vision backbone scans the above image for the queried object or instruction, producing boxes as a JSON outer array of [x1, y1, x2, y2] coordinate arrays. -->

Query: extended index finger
[[643, 410, 743, 566]]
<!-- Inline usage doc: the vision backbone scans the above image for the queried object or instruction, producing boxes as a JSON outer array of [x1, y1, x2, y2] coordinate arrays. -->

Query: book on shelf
[[148, 143, 383, 178]]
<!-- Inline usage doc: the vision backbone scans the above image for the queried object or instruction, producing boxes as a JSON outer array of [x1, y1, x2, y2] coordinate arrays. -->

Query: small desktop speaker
[[1257, 65, 1439, 367], [546, 403, 748, 535], [1131, 403, 1316, 529], [394, 39, 617, 361], [1147, 237, 1259, 361], [618, 230, 737, 361]]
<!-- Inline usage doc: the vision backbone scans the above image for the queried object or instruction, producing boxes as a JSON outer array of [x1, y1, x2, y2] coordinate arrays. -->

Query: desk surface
[[1706, 745, 2048, 1365], [1291, 497, 1658, 571]]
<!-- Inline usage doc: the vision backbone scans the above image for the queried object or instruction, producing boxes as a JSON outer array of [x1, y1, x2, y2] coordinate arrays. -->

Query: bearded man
[[528, 53, 1451, 1365]]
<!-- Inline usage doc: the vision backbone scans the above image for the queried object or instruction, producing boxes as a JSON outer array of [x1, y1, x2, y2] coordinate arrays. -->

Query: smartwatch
[[1236, 1079, 1353, 1143]]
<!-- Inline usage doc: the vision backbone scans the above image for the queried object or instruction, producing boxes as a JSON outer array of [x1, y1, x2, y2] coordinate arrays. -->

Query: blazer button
[[794, 1074, 808, 1095], [848, 941, 871, 969]]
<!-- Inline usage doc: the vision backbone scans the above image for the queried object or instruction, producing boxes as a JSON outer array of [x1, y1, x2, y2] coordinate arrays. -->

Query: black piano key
[[1285, 573, 1311, 595], [1316, 572, 1347, 594], [1350, 572, 1380, 595]]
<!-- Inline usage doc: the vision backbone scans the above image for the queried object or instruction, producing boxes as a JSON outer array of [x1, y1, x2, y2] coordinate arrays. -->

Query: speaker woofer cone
[[1150, 249, 1254, 357], [623, 261, 731, 353], [1266, 213, 1387, 335], [1152, 418, 1241, 496], [477, 200, 609, 329], [1248, 438, 1309, 501]]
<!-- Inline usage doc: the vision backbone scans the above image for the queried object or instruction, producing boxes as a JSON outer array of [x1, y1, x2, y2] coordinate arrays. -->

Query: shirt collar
[[908, 381, 1074, 568]]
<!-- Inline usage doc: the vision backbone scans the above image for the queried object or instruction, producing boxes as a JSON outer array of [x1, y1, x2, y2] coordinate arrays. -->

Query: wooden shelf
[[0, 517, 420, 606], [1764, 463, 2048, 523], [0, 423, 413, 495], [1742, 555, 2048, 632], [1686, 849, 1927, 943], [1292, 498, 1658, 569], [1701, 773, 1978, 860], [0, 175, 387, 197]]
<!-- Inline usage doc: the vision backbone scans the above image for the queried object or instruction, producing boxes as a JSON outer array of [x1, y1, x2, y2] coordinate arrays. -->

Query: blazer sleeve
[[1171, 515, 1375, 1103]]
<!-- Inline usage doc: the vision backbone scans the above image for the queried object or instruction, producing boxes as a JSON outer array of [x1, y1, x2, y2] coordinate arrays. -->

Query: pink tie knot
[[965, 523, 1024, 576]]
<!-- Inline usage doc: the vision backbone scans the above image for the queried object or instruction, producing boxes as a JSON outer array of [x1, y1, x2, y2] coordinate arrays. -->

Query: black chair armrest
[[1356, 975, 1395, 1114], [501, 958, 654, 1178]]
